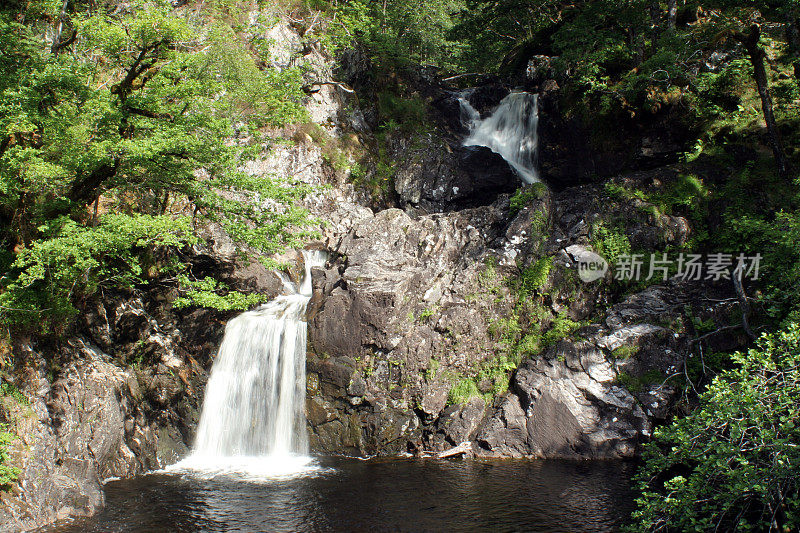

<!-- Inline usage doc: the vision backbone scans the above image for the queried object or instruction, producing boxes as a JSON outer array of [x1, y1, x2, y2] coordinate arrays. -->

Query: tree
[[330, 0, 466, 71], [0, 0, 313, 330], [713, 11, 791, 180], [631, 325, 800, 531]]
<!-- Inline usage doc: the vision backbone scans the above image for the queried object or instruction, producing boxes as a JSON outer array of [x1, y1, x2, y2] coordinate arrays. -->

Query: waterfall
[[461, 92, 540, 184], [170, 250, 326, 478]]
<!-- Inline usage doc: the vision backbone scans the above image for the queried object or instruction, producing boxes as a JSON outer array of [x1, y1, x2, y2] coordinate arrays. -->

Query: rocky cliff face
[[303, 167, 738, 459], [0, 303, 207, 530]]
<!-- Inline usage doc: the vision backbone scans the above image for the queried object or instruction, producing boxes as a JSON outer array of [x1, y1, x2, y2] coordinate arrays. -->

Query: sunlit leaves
[[0, 1, 313, 329], [631, 325, 800, 531], [0, 214, 197, 329]]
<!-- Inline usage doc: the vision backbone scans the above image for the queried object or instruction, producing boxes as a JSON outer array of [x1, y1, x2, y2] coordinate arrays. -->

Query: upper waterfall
[[170, 250, 326, 477], [461, 92, 540, 184]]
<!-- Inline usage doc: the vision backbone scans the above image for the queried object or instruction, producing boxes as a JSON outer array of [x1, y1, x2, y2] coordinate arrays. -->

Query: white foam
[[165, 454, 326, 482]]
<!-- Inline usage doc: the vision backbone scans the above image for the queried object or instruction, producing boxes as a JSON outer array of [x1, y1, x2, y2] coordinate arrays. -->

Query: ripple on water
[[47, 457, 636, 533]]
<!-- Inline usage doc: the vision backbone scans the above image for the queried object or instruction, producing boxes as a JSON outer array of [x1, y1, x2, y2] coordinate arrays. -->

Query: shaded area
[[48, 458, 636, 533]]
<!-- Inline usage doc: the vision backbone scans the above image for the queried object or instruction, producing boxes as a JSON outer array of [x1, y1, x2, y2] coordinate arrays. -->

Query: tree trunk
[[736, 25, 790, 180], [50, 0, 69, 54], [667, 0, 677, 30], [649, 0, 661, 52], [68, 158, 121, 208], [787, 10, 800, 56], [786, 11, 800, 83]]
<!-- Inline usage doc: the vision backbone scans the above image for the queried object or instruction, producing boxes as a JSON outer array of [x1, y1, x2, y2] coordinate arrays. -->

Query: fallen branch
[[442, 72, 487, 82], [304, 81, 355, 94], [438, 441, 472, 458], [690, 324, 745, 344], [302, 12, 321, 37]]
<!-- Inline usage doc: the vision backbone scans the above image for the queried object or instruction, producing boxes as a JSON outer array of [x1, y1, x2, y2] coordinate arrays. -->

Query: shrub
[[0, 424, 18, 489], [509, 183, 548, 217], [631, 324, 800, 532], [448, 378, 480, 405], [541, 311, 582, 348], [516, 256, 552, 297], [377, 92, 428, 132], [591, 221, 631, 265]]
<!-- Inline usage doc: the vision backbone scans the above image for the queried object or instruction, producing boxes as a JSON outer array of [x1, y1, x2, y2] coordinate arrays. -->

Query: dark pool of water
[[50, 457, 636, 532]]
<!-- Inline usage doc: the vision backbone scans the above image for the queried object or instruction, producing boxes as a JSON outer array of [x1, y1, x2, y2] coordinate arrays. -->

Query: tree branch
[[51, 28, 77, 54], [111, 40, 166, 102], [733, 263, 757, 341], [68, 157, 121, 207], [126, 106, 173, 121]]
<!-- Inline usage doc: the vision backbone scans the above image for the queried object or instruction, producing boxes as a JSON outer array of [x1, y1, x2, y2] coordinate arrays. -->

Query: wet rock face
[[305, 199, 525, 455], [391, 137, 520, 213], [465, 82, 511, 117]]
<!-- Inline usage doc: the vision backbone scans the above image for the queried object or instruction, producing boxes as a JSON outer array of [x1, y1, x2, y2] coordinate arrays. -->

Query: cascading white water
[[461, 92, 540, 184], [170, 250, 326, 478]]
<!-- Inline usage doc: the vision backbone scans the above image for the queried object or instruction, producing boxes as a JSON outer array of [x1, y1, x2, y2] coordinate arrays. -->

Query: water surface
[[50, 457, 635, 532]]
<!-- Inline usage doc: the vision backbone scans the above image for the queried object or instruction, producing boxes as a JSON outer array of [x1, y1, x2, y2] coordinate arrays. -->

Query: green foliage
[[489, 315, 522, 347], [476, 353, 521, 398], [477, 257, 502, 293], [446, 350, 528, 406], [1, 215, 196, 330], [541, 311, 582, 349], [297, 122, 353, 174], [0, 423, 18, 489], [0, 1, 314, 331], [703, 156, 800, 325], [611, 344, 640, 360], [203, 23, 308, 127], [377, 92, 429, 132], [604, 174, 710, 248], [604, 182, 648, 203], [449, 0, 555, 74], [509, 183, 548, 217], [616, 369, 663, 394], [418, 307, 437, 321], [447, 376, 480, 405], [653, 174, 709, 220], [0, 381, 28, 406], [515, 331, 543, 359], [327, 0, 466, 71], [425, 358, 440, 380], [591, 222, 631, 265], [172, 276, 273, 312], [516, 256, 552, 297], [632, 325, 800, 531]]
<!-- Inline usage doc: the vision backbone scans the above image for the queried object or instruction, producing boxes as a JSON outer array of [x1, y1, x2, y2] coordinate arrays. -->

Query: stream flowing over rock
[[0, 12, 748, 532]]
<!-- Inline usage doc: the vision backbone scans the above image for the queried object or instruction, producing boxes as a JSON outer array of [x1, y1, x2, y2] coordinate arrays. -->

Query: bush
[[591, 221, 631, 265], [509, 183, 548, 217], [631, 324, 800, 532], [0, 424, 18, 489]]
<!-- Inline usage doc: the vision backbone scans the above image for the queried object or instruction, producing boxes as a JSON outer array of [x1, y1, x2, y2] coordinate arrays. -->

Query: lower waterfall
[[170, 250, 326, 478], [461, 91, 540, 184]]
